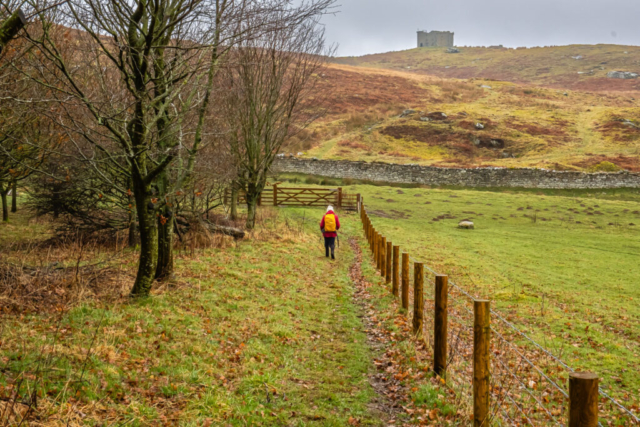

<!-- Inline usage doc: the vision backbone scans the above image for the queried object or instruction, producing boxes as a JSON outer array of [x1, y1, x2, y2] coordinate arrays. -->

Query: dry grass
[[301, 63, 640, 170], [0, 235, 135, 314]]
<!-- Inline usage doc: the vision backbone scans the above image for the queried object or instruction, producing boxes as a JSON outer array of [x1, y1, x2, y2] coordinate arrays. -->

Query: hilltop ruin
[[417, 30, 454, 48]]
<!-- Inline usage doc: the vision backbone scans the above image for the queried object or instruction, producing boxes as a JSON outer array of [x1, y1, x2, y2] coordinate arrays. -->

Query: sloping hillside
[[334, 44, 640, 91], [284, 64, 640, 171]]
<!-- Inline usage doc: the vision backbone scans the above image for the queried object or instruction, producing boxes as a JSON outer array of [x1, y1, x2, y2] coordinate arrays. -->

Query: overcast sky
[[321, 0, 640, 57]]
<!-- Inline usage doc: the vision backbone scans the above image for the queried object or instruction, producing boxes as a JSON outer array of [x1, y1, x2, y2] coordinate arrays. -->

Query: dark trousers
[[324, 237, 336, 259]]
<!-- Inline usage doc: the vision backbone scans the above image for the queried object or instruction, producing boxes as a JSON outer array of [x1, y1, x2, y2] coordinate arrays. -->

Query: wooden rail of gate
[[224, 185, 360, 211]]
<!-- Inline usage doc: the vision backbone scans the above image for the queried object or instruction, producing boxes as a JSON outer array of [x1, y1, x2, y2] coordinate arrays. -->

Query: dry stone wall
[[273, 158, 640, 189]]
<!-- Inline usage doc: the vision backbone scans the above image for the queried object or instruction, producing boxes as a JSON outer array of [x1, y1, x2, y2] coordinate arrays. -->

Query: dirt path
[[348, 237, 406, 425]]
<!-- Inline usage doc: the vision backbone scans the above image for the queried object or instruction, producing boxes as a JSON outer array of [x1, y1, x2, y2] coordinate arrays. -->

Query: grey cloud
[[321, 0, 640, 56]]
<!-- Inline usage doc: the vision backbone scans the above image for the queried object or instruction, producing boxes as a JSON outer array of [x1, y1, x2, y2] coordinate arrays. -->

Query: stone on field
[[458, 221, 474, 229], [607, 71, 638, 79]]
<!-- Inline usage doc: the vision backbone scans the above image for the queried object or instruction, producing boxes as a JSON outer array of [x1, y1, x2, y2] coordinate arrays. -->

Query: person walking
[[320, 205, 340, 260]]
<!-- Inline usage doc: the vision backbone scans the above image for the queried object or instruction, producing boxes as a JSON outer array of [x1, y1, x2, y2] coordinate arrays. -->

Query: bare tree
[[0, 35, 48, 222], [9, 0, 253, 296], [220, 8, 331, 228]]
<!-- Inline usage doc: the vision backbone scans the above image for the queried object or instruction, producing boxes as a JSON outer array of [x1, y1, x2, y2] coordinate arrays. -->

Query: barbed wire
[[362, 213, 640, 424]]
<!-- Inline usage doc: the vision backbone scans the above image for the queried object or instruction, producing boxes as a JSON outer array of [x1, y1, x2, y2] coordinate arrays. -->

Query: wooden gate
[[224, 185, 360, 211]]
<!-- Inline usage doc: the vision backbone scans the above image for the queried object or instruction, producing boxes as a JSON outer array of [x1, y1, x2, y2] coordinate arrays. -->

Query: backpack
[[324, 214, 337, 232]]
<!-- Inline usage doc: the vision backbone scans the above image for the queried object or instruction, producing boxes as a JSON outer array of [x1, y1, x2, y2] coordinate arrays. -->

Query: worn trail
[[348, 237, 405, 425]]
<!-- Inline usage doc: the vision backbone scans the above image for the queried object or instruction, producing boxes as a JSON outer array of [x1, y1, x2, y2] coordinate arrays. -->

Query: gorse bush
[[589, 161, 622, 172]]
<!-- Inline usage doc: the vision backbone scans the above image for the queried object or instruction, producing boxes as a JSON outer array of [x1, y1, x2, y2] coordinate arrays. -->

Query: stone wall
[[273, 158, 640, 189]]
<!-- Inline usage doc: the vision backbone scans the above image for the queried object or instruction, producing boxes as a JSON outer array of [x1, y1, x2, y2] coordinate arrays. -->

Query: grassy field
[[280, 176, 640, 407], [2, 187, 639, 423], [1, 210, 394, 426], [359, 184, 640, 398]]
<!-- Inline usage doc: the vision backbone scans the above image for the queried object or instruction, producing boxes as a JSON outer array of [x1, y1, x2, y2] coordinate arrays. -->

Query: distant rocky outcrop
[[607, 71, 638, 79]]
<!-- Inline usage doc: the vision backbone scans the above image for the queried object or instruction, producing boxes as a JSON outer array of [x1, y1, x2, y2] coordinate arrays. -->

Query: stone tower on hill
[[417, 30, 454, 48]]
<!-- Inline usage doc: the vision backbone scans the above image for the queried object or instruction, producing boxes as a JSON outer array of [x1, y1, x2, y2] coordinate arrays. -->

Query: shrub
[[590, 161, 622, 172]]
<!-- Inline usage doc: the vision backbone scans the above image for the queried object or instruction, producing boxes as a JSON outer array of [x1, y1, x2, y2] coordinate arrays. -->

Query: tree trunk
[[230, 182, 238, 221], [155, 172, 174, 281], [128, 210, 139, 247], [1, 190, 8, 222], [245, 186, 259, 230], [155, 212, 174, 280], [129, 177, 158, 297], [11, 180, 17, 213]]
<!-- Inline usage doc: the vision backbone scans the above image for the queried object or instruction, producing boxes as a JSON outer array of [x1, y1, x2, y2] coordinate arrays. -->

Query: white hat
[[327, 205, 334, 212]]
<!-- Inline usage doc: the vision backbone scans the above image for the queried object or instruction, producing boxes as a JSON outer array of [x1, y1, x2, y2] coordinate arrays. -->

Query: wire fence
[[361, 203, 639, 426]]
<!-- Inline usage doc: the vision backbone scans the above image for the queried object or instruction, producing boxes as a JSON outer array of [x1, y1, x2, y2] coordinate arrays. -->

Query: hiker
[[320, 205, 340, 260]]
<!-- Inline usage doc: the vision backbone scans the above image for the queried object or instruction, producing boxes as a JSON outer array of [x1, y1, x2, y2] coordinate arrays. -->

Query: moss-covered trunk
[[129, 175, 158, 297], [245, 183, 260, 229], [230, 182, 239, 221], [154, 171, 174, 280]]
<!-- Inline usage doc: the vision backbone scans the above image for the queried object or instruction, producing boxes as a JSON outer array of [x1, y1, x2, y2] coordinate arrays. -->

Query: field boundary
[[274, 158, 640, 189], [357, 199, 639, 425], [224, 184, 361, 210]]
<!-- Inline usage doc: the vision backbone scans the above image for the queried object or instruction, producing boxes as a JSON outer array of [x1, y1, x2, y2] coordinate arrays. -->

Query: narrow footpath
[[348, 237, 405, 425]]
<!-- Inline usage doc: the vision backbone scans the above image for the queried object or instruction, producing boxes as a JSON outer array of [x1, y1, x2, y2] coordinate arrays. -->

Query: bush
[[590, 161, 622, 172]]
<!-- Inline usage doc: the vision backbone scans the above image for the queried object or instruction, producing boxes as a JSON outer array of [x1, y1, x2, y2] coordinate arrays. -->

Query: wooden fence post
[[401, 253, 409, 310], [413, 262, 424, 336], [366, 222, 370, 245], [374, 231, 378, 259], [380, 236, 387, 277], [386, 241, 392, 284], [473, 300, 490, 427], [357, 194, 361, 213], [258, 191, 262, 206], [273, 184, 278, 206], [223, 188, 228, 205], [337, 187, 343, 209], [392, 246, 399, 297], [434, 274, 448, 377], [569, 373, 599, 427]]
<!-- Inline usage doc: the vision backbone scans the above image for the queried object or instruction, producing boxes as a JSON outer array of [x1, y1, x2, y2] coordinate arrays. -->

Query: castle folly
[[417, 30, 454, 48]]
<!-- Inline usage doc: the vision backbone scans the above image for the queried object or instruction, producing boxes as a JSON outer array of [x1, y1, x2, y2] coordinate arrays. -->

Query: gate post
[[337, 187, 343, 209], [273, 184, 278, 206]]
